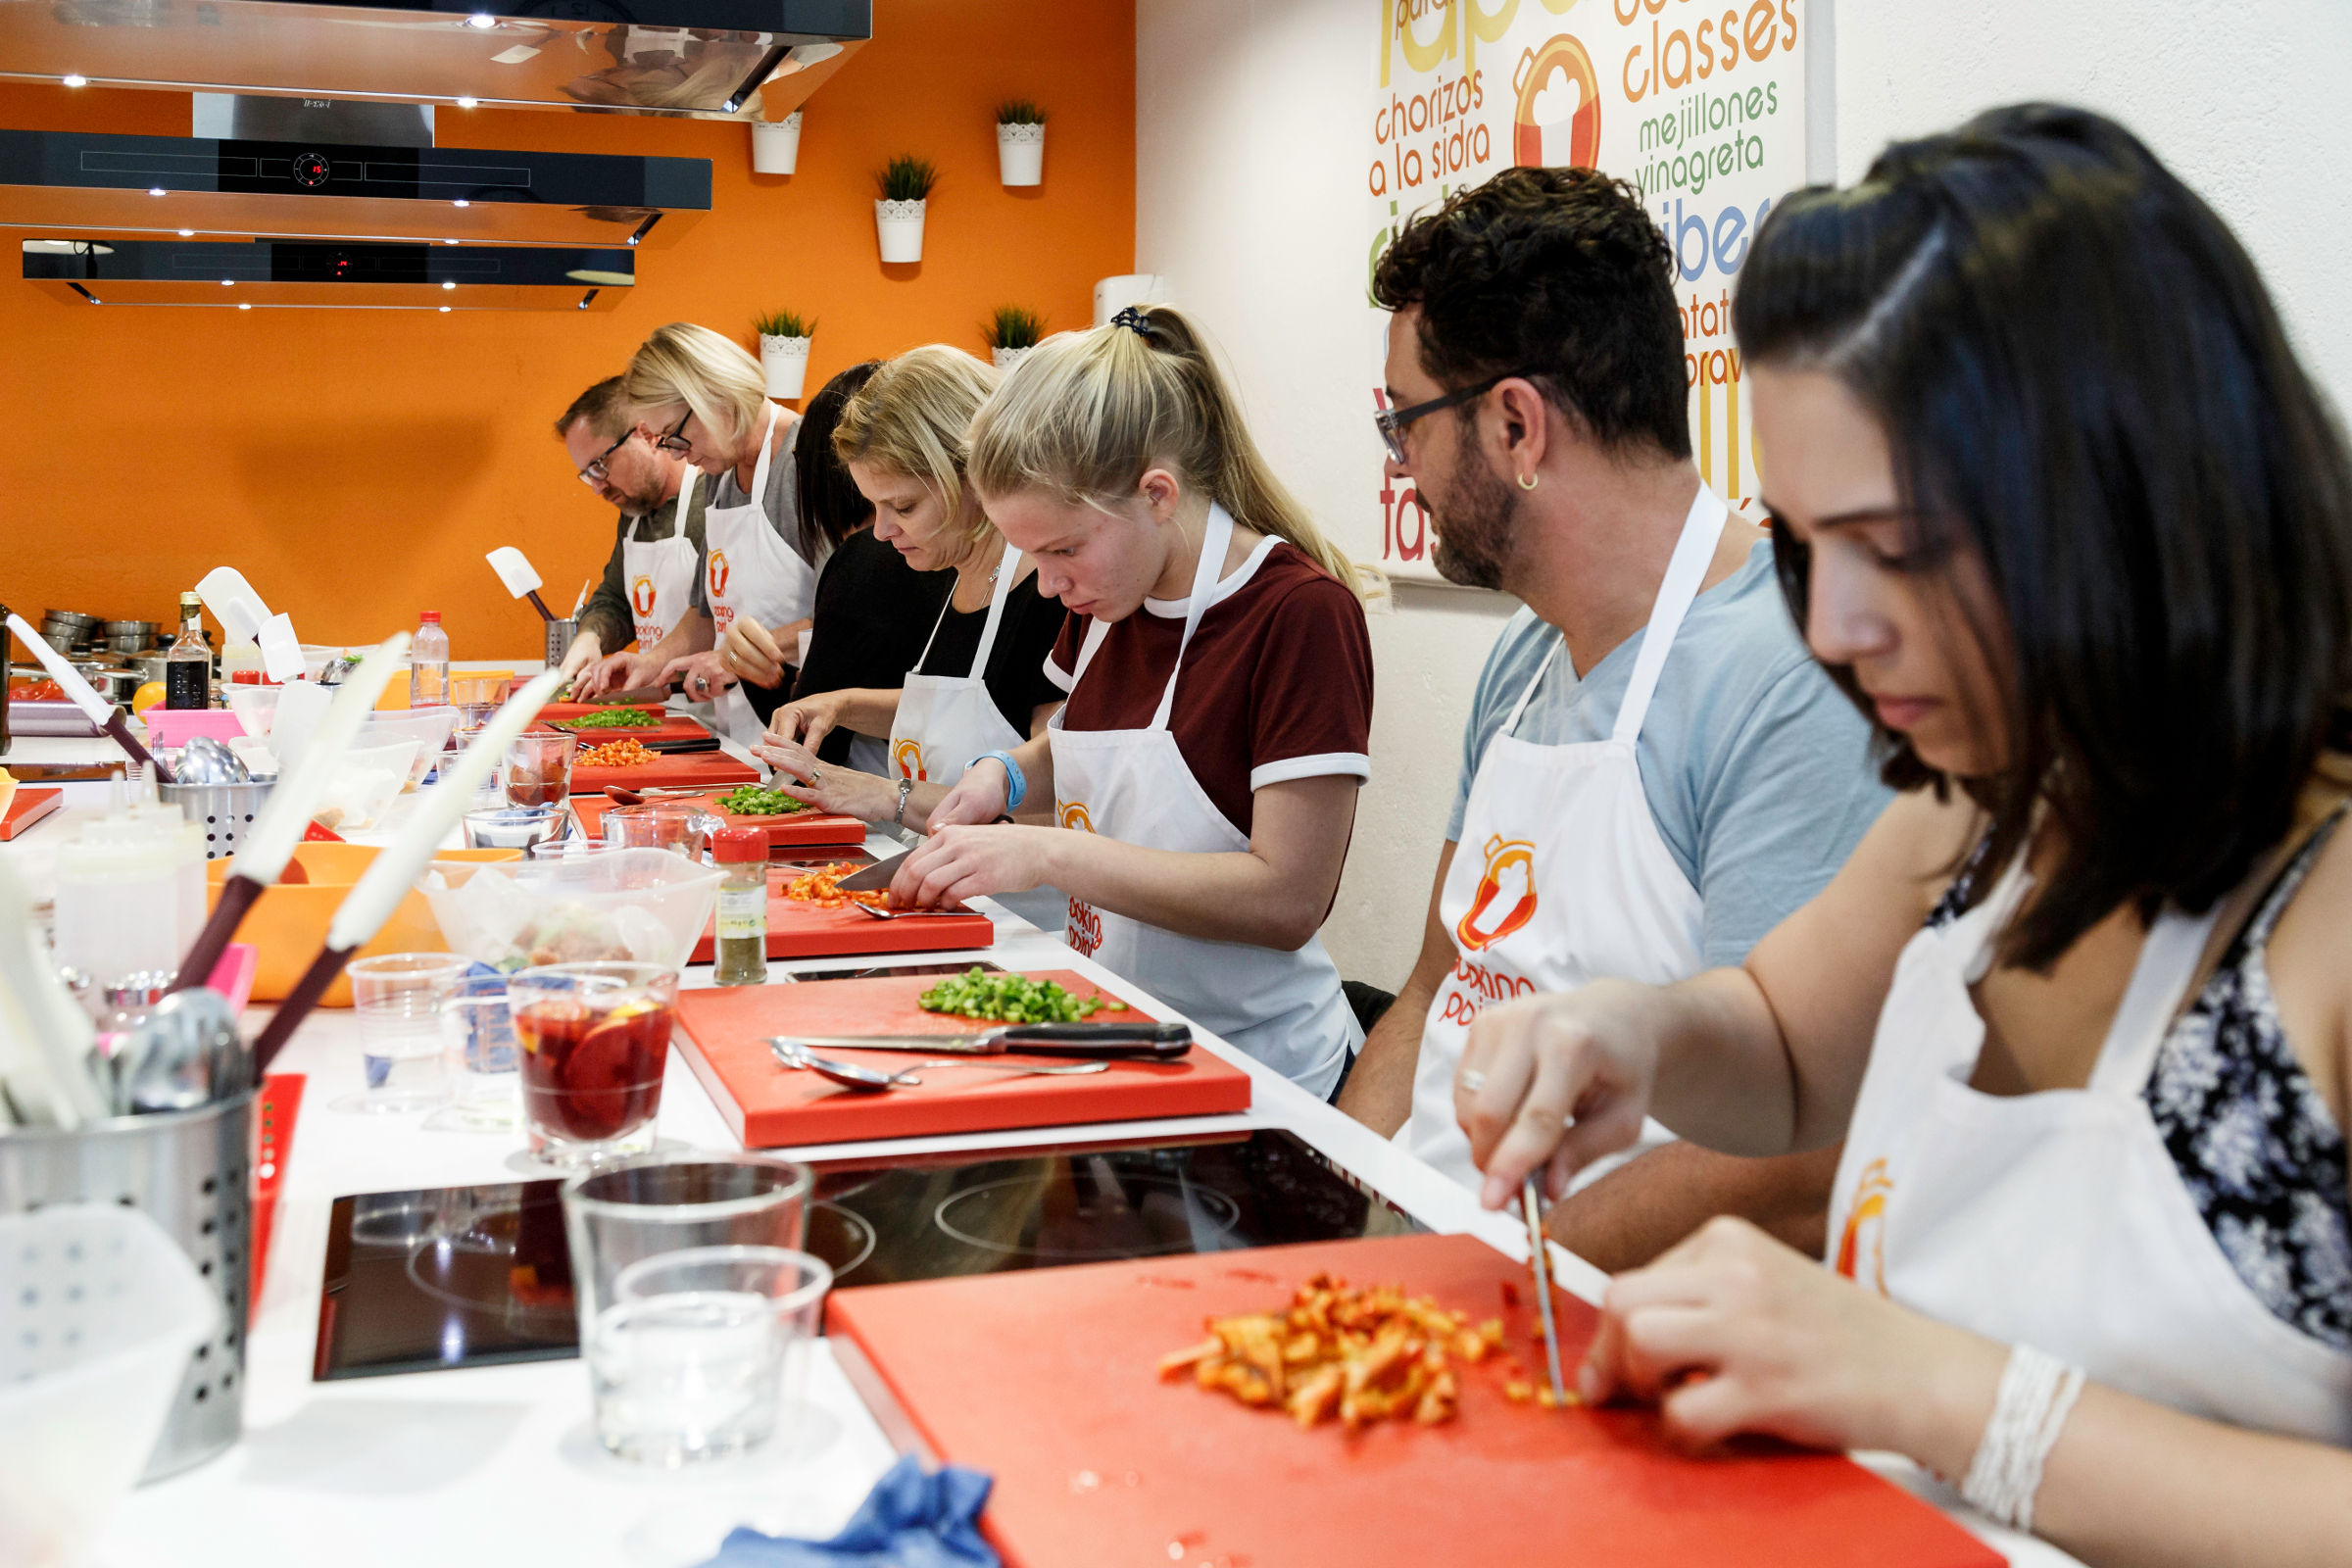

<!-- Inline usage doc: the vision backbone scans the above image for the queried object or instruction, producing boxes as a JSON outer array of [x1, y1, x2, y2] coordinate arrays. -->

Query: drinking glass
[[425, 971, 519, 1131], [462, 804, 569, 853], [449, 671, 508, 739], [602, 803, 719, 859], [343, 953, 472, 1113], [590, 1246, 832, 1465], [562, 1155, 815, 1446], [505, 730, 575, 808], [506, 962, 679, 1167]]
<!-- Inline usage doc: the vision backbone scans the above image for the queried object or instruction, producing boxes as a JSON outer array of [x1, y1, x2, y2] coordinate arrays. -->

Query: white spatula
[[195, 567, 306, 683], [486, 546, 559, 622], [6, 612, 168, 779]]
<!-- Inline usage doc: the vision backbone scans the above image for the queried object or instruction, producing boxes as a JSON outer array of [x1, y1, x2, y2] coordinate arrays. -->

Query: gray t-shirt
[[1449, 540, 1890, 967], [688, 416, 817, 613]]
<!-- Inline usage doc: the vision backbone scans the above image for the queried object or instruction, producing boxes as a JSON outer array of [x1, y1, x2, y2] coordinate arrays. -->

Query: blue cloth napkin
[[695, 1456, 999, 1568]]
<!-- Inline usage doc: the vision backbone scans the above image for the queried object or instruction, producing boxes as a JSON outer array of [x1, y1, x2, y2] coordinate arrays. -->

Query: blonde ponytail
[[966, 305, 1380, 599]]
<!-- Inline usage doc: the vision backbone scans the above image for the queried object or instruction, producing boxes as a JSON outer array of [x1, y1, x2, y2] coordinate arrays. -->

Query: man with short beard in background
[[554, 375, 716, 698], [1337, 167, 1889, 1271]]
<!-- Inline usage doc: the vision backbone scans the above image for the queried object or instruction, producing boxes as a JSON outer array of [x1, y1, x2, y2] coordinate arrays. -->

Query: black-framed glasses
[[651, 412, 695, 457], [574, 428, 630, 486], [1372, 365, 1544, 466]]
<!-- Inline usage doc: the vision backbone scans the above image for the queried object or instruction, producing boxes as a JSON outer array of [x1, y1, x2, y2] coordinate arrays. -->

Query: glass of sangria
[[506, 961, 679, 1167], [504, 728, 575, 808]]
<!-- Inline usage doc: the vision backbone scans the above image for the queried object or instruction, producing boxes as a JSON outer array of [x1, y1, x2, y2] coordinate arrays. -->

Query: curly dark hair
[[1372, 166, 1689, 460], [1738, 104, 2352, 970]]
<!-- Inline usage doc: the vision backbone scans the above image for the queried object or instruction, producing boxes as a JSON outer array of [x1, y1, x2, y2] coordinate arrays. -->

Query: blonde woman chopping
[[896, 307, 1379, 1098]]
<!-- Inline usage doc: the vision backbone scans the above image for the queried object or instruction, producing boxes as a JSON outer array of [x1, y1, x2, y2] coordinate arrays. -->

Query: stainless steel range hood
[[0, 127, 710, 248], [24, 236, 633, 309], [0, 0, 868, 122]]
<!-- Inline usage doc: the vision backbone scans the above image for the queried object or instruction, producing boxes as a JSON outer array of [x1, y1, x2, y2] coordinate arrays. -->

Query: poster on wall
[[1367, 0, 1808, 584]]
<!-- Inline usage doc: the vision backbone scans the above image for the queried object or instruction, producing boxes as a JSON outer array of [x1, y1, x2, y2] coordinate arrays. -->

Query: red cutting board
[[572, 790, 867, 849], [0, 787, 64, 840], [672, 968, 1251, 1148], [545, 710, 710, 744], [829, 1232, 2002, 1568], [683, 867, 995, 963], [568, 749, 760, 792]]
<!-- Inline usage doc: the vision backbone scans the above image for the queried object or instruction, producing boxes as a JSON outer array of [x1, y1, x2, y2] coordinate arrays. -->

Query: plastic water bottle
[[410, 611, 449, 708]]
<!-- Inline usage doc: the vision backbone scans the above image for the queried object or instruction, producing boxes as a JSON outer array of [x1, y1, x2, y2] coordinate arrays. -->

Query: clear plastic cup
[[461, 804, 569, 853], [425, 972, 519, 1132], [595, 1246, 832, 1465], [343, 953, 471, 1113]]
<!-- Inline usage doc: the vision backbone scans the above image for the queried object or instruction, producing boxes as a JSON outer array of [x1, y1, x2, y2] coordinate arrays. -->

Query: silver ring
[[809, 767, 822, 786], [1458, 1069, 1487, 1094]]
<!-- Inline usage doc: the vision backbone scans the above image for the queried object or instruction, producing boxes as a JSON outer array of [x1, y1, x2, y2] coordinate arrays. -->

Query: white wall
[[1136, 0, 2352, 992]]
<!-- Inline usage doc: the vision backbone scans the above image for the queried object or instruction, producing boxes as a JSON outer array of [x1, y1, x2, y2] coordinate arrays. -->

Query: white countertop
[[7, 728, 2062, 1568]]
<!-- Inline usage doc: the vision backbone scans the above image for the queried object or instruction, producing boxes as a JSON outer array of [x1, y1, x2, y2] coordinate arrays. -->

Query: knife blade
[[771, 1021, 1192, 1059], [839, 851, 910, 891], [1522, 1177, 1569, 1407]]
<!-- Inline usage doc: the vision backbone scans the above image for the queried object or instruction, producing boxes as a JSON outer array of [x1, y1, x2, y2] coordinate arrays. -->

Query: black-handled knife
[[771, 1020, 1193, 1059]]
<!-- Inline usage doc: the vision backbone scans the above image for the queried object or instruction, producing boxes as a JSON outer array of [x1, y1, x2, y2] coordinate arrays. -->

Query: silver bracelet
[[1958, 1343, 2085, 1534]]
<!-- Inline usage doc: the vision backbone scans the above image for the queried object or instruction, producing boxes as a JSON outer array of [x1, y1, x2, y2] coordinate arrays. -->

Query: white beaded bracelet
[[1958, 1343, 2086, 1534]]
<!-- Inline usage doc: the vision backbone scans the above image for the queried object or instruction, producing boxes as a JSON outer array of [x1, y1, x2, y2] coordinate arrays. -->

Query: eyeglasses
[[1372, 366, 1544, 466], [651, 413, 695, 457], [575, 428, 630, 487]]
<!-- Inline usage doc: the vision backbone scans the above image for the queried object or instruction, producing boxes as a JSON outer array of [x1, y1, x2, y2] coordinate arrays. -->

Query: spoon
[[767, 1039, 1111, 1093], [175, 734, 251, 784]]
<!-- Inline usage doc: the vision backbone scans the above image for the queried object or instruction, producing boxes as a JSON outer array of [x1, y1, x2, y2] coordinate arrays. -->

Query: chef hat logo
[[1058, 801, 1094, 834], [629, 574, 657, 615], [893, 739, 928, 782], [1455, 834, 1538, 953], [707, 549, 730, 598]]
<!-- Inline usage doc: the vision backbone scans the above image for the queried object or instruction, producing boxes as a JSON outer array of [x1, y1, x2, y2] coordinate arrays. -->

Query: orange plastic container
[[205, 843, 517, 1005]]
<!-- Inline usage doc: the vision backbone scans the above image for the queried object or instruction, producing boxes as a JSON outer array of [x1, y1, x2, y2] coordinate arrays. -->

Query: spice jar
[[710, 827, 770, 987]]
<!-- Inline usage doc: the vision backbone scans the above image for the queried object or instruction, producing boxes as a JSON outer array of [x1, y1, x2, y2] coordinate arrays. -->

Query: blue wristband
[[972, 750, 1026, 811]]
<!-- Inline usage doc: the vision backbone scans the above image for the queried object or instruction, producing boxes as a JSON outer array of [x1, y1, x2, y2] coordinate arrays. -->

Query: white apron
[[618, 466, 699, 650], [1828, 857, 2352, 1444], [703, 407, 817, 747], [1049, 504, 1359, 1095], [1401, 485, 1731, 1191], [887, 548, 1027, 787]]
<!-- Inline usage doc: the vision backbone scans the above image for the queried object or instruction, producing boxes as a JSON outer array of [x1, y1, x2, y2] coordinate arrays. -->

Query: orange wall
[[1, 0, 1134, 660]]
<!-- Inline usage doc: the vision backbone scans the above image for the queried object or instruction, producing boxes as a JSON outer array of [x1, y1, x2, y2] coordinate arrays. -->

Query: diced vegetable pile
[[915, 966, 1126, 1023], [716, 783, 808, 815]]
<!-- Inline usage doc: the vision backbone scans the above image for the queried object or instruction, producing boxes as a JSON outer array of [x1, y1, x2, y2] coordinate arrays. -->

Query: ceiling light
[[148, 186, 166, 197], [238, 302, 252, 311], [456, 96, 478, 109], [439, 305, 452, 313], [62, 74, 87, 87], [177, 227, 194, 236], [220, 278, 232, 286], [465, 12, 495, 26], [441, 280, 456, 290], [443, 238, 459, 246], [453, 199, 469, 209]]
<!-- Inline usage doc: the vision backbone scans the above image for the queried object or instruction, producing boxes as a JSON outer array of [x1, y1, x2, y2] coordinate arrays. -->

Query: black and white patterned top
[[1929, 809, 2352, 1349]]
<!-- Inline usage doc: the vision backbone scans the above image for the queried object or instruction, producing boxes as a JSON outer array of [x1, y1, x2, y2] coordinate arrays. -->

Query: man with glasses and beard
[[1336, 167, 1888, 1271], [554, 376, 717, 699]]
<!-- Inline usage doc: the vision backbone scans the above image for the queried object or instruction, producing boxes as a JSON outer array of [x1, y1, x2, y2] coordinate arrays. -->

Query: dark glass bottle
[[164, 592, 210, 710]]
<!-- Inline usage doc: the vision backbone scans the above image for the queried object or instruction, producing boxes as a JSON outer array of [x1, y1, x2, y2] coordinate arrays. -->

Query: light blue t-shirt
[[1449, 540, 1891, 968]]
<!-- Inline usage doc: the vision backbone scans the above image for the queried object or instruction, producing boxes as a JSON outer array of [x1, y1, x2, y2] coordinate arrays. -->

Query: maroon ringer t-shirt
[[1045, 538, 1374, 838]]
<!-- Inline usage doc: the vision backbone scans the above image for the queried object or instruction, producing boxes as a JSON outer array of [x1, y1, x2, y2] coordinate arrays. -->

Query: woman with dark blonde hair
[[893, 306, 1380, 1096]]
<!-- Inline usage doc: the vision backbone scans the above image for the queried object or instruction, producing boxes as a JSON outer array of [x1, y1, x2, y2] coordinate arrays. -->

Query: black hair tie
[[1109, 305, 1152, 339]]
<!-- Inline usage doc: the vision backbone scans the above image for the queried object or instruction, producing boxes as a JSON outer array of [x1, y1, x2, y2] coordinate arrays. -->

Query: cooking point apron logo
[[1512, 35, 1600, 170], [706, 549, 731, 601], [892, 739, 927, 781], [1835, 1157, 1893, 1295], [1455, 835, 1538, 952], [629, 574, 657, 616], [1057, 801, 1095, 834]]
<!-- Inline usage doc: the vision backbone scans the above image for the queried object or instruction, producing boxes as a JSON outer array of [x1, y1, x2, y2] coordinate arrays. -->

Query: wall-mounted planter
[[760, 334, 811, 398], [997, 122, 1044, 186], [990, 346, 1034, 371], [751, 111, 803, 175], [875, 199, 927, 264]]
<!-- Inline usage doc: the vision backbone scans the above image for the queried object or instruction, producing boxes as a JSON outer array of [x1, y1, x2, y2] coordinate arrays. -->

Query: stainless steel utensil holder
[[161, 780, 272, 859], [0, 1092, 253, 1479], [546, 617, 577, 671]]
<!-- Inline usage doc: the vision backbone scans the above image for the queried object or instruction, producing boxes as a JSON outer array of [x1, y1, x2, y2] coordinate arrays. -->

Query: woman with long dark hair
[[1458, 105, 2352, 1558]]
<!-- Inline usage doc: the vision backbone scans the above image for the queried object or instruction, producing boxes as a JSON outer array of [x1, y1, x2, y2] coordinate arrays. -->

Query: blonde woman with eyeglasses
[[890, 306, 1380, 1098], [621, 321, 821, 744]]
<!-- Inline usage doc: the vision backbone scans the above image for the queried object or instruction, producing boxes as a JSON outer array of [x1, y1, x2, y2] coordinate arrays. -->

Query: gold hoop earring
[[1516, 471, 1540, 491]]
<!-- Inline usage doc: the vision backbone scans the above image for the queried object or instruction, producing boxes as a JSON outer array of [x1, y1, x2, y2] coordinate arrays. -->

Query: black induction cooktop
[[315, 1129, 1421, 1380]]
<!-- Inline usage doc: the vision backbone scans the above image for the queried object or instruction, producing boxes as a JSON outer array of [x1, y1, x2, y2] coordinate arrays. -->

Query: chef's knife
[[1522, 1177, 1569, 1407], [840, 851, 909, 891], [772, 1020, 1192, 1059]]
